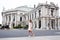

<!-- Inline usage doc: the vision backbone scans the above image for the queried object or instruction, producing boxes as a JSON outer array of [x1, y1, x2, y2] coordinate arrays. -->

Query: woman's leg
[[28, 30, 31, 36], [30, 31, 34, 36], [28, 30, 34, 36]]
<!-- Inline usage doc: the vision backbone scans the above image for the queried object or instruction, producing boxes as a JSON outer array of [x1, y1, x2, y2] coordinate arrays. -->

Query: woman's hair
[[29, 20, 32, 22]]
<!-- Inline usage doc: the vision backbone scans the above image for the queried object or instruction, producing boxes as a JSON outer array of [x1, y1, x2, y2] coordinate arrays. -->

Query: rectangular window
[[20, 17, 22, 21], [51, 8, 54, 16], [39, 10, 41, 17], [35, 11, 36, 18], [39, 20, 41, 28]]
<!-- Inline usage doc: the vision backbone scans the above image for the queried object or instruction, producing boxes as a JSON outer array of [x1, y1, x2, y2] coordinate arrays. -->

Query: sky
[[0, 0, 60, 24]]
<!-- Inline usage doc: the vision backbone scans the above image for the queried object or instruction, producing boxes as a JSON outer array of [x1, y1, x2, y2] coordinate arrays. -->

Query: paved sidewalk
[[0, 36, 60, 40]]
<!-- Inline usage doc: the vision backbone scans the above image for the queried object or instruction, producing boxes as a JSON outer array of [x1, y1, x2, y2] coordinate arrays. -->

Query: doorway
[[39, 20, 41, 28], [51, 19, 55, 29]]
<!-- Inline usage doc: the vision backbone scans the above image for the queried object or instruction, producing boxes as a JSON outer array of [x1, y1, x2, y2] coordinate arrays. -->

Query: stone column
[[4, 16, 6, 25], [31, 13, 32, 20], [58, 19, 60, 30], [45, 18, 49, 30], [55, 19, 57, 30], [22, 16, 24, 22], [2, 16, 5, 25], [49, 19, 52, 30], [26, 15, 28, 20], [8, 15, 9, 25], [41, 18, 46, 30], [56, 19, 59, 30], [57, 19, 59, 30], [5, 15, 7, 25], [7, 15, 9, 25], [15, 14, 17, 26], [4, 16, 6, 24], [17, 12, 20, 25], [47, 20, 49, 30], [47, 18, 50, 30], [36, 20, 39, 29], [2, 15, 3, 25], [9, 14, 13, 29], [29, 14, 30, 20], [33, 21, 35, 29]]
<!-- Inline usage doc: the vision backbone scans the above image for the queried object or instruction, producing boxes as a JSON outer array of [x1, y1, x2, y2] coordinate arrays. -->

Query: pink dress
[[28, 22, 32, 30]]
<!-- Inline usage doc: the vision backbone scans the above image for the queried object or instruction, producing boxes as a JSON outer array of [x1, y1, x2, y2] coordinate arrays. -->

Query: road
[[0, 29, 60, 38]]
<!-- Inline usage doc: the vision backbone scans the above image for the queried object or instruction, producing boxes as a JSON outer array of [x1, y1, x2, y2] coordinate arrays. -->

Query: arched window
[[39, 10, 41, 17]]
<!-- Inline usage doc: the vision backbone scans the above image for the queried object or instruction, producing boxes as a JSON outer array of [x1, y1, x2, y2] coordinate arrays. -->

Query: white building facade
[[2, 2, 60, 30]]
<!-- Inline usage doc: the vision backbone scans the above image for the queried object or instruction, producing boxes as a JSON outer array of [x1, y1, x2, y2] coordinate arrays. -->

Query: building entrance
[[39, 20, 41, 28], [51, 19, 55, 29]]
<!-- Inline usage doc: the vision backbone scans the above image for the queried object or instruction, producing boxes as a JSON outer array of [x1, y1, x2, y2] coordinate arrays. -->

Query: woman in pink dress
[[28, 20, 34, 36]]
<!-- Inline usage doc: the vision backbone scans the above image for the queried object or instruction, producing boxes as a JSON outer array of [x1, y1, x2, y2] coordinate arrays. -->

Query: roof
[[2, 5, 34, 13], [15, 5, 34, 12], [37, 2, 59, 9]]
